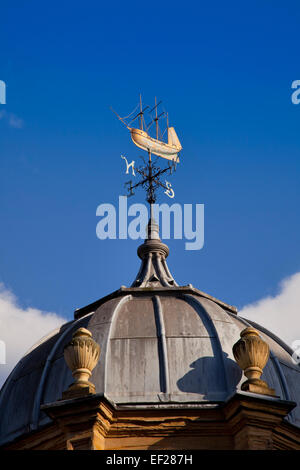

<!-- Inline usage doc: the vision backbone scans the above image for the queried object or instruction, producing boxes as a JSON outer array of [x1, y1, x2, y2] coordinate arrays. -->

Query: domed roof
[[1, 219, 300, 446]]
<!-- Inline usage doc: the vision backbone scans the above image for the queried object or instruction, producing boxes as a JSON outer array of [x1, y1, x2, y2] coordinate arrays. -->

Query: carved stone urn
[[233, 327, 275, 396], [62, 327, 100, 399]]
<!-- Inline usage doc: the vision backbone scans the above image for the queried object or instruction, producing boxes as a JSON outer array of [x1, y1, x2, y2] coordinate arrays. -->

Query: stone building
[[0, 219, 300, 450]]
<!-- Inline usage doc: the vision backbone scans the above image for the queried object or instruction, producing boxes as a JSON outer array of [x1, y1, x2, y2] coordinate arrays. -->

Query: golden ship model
[[112, 95, 182, 162]]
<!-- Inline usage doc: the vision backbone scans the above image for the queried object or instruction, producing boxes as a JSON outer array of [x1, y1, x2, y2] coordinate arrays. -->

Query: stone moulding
[[31, 393, 298, 450]]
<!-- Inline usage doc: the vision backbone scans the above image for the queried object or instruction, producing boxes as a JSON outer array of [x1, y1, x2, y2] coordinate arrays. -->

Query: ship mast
[[148, 98, 164, 142], [155, 96, 158, 140], [139, 94, 143, 130]]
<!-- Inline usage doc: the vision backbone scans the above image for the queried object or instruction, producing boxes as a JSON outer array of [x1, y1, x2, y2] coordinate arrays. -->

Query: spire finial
[[131, 213, 177, 288]]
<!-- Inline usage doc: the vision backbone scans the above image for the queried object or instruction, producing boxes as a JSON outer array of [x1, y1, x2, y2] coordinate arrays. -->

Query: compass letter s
[[164, 181, 175, 199]]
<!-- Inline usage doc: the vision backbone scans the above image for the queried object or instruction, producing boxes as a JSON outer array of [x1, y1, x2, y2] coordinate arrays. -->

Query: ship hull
[[130, 128, 180, 162]]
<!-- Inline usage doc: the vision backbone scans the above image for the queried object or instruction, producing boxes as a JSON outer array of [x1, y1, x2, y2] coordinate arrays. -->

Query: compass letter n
[[121, 155, 135, 176]]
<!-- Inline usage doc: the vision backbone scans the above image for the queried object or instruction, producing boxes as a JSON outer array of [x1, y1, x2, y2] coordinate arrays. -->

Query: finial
[[62, 327, 100, 399], [113, 98, 181, 288], [146, 212, 160, 240], [233, 327, 276, 396]]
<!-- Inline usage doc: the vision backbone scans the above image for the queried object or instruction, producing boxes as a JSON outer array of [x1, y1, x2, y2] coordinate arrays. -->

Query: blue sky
[[0, 1, 300, 322]]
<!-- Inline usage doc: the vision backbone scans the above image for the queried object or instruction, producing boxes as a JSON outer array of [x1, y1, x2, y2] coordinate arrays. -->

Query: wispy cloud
[[0, 110, 24, 128], [240, 272, 300, 347], [8, 113, 24, 128], [0, 284, 66, 388]]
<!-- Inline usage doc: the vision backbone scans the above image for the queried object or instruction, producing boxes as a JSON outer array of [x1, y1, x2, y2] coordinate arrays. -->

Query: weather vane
[[111, 95, 182, 206]]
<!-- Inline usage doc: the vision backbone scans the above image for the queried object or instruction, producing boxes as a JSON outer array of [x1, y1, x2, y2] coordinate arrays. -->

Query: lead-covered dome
[[1, 219, 300, 447]]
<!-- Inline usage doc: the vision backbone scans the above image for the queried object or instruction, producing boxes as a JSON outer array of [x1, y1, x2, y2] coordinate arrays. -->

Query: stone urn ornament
[[62, 327, 100, 399], [233, 327, 276, 396]]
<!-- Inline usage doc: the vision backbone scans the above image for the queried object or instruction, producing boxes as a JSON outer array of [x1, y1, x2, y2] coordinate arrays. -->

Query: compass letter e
[[121, 155, 135, 177], [164, 181, 175, 199]]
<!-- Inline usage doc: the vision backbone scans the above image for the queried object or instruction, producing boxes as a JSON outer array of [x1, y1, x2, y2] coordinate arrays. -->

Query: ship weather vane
[[111, 95, 182, 206]]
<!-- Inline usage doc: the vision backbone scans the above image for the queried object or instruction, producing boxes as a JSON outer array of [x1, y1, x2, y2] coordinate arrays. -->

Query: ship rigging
[[111, 96, 182, 162]]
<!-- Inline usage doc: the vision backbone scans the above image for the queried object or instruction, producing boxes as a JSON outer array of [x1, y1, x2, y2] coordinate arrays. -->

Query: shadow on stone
[[177, 352, 242, 398]]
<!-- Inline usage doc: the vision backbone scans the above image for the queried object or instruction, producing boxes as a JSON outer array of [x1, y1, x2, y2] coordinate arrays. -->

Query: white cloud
[[240, 272, 300, 348], [0, 284, 66, 389]]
